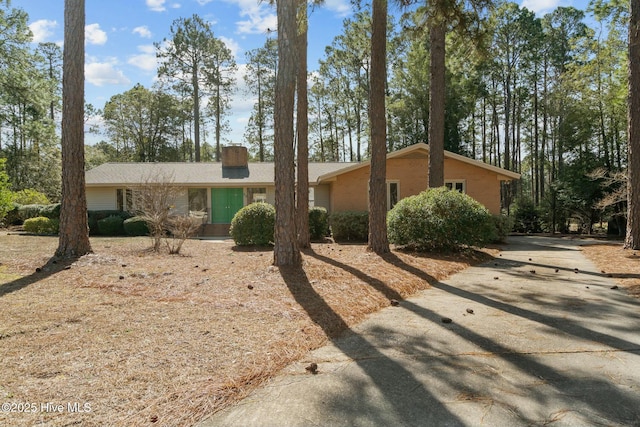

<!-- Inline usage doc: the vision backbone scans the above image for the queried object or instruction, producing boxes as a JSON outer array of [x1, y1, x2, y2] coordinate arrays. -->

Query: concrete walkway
[[198, 236, 640, 427]]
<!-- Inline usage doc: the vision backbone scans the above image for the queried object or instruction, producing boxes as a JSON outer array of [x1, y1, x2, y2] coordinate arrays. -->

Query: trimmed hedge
[[309, 207, 330, 240], [329, 211, 369, 242], [230, 202, 275, 246], [88, 210, 132, 235], [23, 216, 59, 234], [387, 187, 494, 251], [123, 216, 150, 236], [5, 203, 62, 225], [97, 215, 125, 236]]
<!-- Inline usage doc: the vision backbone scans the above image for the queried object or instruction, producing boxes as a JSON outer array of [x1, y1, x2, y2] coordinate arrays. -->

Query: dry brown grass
[[0, 233, 494, 427], [581, 241, 640, 298]]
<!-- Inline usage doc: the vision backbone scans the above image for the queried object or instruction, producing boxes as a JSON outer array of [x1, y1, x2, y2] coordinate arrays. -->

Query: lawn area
[[0, 233, 495, 427]]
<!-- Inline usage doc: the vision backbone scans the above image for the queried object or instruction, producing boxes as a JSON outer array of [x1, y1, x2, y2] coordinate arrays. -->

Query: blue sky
[[11, 0, 589, 146]]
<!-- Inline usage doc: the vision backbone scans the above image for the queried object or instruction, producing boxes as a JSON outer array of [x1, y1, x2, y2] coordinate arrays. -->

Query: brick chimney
[[221, 145, 248, 168]]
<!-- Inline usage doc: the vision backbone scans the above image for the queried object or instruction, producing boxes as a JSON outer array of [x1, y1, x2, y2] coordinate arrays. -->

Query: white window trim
[[387, 180, 400, 211], [366, 180, 401, 211], [444, 180, 466, 193]]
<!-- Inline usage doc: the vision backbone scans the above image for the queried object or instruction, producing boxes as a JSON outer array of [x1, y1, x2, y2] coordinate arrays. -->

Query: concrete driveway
[[199, 236, 640, 427]]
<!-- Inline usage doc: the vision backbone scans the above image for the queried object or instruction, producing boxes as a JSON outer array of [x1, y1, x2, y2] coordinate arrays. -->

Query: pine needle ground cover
[[581, 242, 640, 298], [0, 233, 493, 427]]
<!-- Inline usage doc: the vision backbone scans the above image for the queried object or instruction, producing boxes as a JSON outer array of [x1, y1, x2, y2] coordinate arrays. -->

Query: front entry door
[[211, 188, 244, 223]]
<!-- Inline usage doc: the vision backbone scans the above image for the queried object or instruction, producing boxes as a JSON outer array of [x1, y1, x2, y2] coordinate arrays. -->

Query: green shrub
[[23, 216, 59, 234], [97, 215, 125, 236], [0, 159, 11, 224], [491, 214, 514, 243], [11, 189, 49, 205], [39, 203, 60, 220], [329, 211, 369, 242], [17, 204, 45, 221], [512, 199, 542, 233], [309, 207, 330, 240], [88, 210, 132, 235], [230, 202, 275, 246], [123, 216, 149, 236], [4, 204, 21, 225], [387, 187, 494, 251], [14, 203, 60, 222]]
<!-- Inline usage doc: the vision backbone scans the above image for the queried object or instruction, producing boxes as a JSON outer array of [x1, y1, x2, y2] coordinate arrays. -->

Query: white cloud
[[322, 0, 352, 17], [146, 0, 181, 11], [196, 0, 213, 4], [521, 0, 561, 14], [85, 61, 130, 87], [133, 26, 152, 38], [127, 45, 158, 72], [230, 64, 254, 113], [219, 36, 241, 58], [223, 0, 277, 34], [147, 0, 166, 12], [85, 23, 107, 45], [30, 19, 58, 43]]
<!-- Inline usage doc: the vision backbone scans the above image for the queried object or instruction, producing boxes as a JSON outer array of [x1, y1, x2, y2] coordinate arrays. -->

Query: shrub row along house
[[85, 143, 521, 237]]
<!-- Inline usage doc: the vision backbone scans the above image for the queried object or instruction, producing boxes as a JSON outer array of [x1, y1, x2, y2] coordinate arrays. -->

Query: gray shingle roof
[[85, 162, 356, 187]]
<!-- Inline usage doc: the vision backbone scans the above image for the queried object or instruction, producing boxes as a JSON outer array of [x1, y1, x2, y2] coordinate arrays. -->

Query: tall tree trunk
[[273, 0, 300, 266], [193, 67, 201, 162], [368, 0, 390, 254], [482, 97, 487, 163], [540, 64, 548, 202], [533, 72, 540, 205], [56, 0, 92, 258], [296, 0, 310, 249], [626, 0, 640, 249], [428, 21, 445, 188], [215, 80, 222, 163], [258, 64, 265, 162]]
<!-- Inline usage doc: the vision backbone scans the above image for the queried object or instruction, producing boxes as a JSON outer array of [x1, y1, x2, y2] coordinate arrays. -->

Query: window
[[387, 181, 399, 211], [116, 189, 133, 212], [445, 180, 465, 193], [247, 187, 267, 204], [367, 181, 400, 211], [188, 188, 207, 212]]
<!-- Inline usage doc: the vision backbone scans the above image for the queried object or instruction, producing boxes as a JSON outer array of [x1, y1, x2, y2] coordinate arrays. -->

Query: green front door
[[211, 188, 244, 223]]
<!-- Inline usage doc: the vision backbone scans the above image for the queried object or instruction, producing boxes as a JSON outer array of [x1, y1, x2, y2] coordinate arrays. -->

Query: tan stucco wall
[[444, 158, 502, 214], [329, 157, 429, 212], [329, 155, 505, 215]]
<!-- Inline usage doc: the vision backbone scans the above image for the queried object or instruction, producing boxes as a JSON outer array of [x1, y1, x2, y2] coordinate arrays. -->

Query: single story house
[[85, 143, 520, 236]]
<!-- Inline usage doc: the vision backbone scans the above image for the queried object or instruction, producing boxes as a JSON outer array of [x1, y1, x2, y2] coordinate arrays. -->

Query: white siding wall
[[171, 190, 189, 215], [313, 184, 331, 211], [86, 187, 117, 210], [266, 186, 276, 205]]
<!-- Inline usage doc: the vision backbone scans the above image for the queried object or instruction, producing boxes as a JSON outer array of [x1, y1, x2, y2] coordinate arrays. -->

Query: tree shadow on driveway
[[381, 251, 640, 425], [289, 246, 640, 426], [278, 261, 466, 426]]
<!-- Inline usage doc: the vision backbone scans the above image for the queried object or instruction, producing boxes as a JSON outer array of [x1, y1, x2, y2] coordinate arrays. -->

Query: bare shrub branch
[[131, 171, 181, 252], [165, 215, 202, 254], [588, 168, 628, 210]]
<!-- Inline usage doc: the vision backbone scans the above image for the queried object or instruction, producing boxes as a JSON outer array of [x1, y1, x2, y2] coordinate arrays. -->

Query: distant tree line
[[0, 0, 634, 238]]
